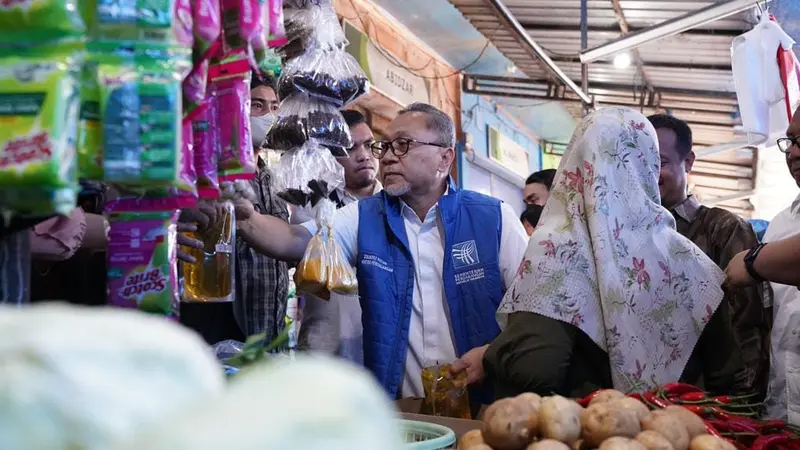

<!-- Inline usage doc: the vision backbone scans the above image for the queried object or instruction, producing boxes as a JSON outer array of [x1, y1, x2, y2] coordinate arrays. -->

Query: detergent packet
[[0, 42, 83, 217], [193, 95, 221, 198], [0, 0, 86, 43], [183, 59, 209, 120], [192, 0, 222, 63], [94, 0, 193, 47], [220, 0, 260, 52], [98, 47, 190, 187], [267, 0, 287, 48], [77, 50, 103, 180], [106, 207, 180, 318], [209, 60, 256, 181]]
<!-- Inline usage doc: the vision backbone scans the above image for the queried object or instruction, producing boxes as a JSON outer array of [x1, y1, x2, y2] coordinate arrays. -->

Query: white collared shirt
[[301, 189, 528, 397], [763, 193, 800, 423]]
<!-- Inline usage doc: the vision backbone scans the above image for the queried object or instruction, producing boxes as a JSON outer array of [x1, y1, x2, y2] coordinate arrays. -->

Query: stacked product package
[[268, 1, 369, 299], [0, 0, 286, 319]]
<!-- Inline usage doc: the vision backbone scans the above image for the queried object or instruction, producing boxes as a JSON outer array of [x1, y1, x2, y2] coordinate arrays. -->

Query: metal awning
[[448, 0, 766, 217]]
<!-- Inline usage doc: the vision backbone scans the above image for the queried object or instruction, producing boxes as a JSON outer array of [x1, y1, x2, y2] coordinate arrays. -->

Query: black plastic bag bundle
[[266, 93, 352, 152], [273, 140, 345, 207], [277, 46, 369, 107]]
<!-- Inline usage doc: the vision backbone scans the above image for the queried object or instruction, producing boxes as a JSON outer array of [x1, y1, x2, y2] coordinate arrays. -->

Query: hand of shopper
[[450, 344, 489, 387], [232, 197, 256, 222], [176, 222, 203, 264], [179, 203, 217, 232], [724, 250, 755, 288]]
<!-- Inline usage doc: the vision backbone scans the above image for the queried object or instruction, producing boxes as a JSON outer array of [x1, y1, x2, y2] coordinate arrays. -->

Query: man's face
[[338, 122, 378, 190], [250, 85, 279, 117], [523, 182, 549, 206], [785, 107, 800, 187], [656, 127, 694, 209], [379, 112, 453, 197]]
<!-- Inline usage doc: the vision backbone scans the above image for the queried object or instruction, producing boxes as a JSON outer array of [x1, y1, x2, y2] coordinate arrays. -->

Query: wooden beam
[[608, 0, 654, 92]]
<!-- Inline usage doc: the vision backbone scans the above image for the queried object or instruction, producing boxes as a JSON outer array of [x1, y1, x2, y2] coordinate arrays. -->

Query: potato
[[641, 411, 690, 450], [482, 397, 540, 450], [571, 439, 588, 450], [599, 437, 647, 450], [690, 435, 737, 450], [636, 430, 676, 450], [662, 406, 707, 438], [539, 396, 583, 445], [459, 429, 486, 449], [517, 392, 544, 410], [528, 439, 573, 450], [610, 398, 650, 421], [589, 390, 628, 406], [581, 403, 641, 447]]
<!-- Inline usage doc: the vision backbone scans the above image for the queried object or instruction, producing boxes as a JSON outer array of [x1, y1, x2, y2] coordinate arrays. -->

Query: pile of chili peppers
[[578, 383, 800, 450]]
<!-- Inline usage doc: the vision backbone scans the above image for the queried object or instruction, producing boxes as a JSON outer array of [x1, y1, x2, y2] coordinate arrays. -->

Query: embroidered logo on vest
[[361, 253, 394, 273], [452, 240, 480, 269]]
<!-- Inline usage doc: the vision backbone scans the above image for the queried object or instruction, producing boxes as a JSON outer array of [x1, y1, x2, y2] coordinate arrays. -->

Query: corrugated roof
[[450, 0, 763, 217]]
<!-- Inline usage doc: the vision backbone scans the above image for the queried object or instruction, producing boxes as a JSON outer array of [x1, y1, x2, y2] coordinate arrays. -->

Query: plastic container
[[400, 420, 456, 450]]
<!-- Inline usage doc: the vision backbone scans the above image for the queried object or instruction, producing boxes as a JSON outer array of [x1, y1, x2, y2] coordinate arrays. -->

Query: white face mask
[[250, 114, 276, 149]]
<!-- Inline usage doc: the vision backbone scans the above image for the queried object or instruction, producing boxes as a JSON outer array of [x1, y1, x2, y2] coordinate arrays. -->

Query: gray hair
[[398, 102, 456, 148]]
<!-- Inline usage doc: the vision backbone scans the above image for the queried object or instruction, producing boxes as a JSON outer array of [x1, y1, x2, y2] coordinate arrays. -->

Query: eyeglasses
[[370, 137, 449, 159], [777, 136, 799, 153]]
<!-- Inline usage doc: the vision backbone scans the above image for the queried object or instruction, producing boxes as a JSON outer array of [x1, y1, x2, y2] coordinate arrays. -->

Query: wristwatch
[[743, 243, 766, 282]]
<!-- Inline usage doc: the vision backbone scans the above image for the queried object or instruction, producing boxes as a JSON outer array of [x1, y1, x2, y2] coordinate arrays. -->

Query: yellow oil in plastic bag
[[420, 363, 471, 419], [182, 202, 235, 302]]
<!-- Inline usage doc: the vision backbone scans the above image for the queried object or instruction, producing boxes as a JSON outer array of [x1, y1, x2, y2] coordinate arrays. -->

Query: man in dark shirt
[[649, 113, 770, 398]]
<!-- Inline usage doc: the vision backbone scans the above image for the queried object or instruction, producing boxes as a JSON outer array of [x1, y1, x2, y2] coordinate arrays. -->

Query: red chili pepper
[[704, 422, 725, 437], [660, 382, 703, 396], [758, 420, 788, 432], [628, 392, 644, 402], [643, 391, 672, 408], [679, 391, 710, 402], [753, 433, 793, 450], [578, 390, 602, 407]]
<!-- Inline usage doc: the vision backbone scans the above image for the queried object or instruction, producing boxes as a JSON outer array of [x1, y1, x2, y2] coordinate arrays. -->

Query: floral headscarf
[[497, 107, 724, 393]]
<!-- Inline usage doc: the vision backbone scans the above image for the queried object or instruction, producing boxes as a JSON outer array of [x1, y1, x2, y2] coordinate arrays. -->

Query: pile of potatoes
[[458, 390, 738, 450]]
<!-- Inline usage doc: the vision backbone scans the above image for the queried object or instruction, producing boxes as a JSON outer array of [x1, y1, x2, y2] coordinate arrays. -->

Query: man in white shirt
[[756, 105, 800, 423], [233, 103, 528, 400], [295, 110, 382, 364]]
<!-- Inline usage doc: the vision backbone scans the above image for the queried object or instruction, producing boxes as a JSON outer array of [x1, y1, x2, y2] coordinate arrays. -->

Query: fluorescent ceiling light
[[613, 53, 631, 69]]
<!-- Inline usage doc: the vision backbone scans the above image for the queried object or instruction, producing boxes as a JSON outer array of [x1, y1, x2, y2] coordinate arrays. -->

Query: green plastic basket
[[400, 419, 457, 450]]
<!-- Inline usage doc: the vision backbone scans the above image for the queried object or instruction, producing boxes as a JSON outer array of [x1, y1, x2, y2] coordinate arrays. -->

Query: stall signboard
[[343, 20, 431, 107], [541, 141, 566, 170], [488, 126, 529, 179]]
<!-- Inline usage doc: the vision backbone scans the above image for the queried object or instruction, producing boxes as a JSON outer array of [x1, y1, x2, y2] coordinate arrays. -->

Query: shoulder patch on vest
[[452, 240, 480, 269]]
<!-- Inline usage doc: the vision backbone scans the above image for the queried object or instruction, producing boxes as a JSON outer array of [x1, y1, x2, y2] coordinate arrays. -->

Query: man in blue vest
[[233, 102, 529, 400]]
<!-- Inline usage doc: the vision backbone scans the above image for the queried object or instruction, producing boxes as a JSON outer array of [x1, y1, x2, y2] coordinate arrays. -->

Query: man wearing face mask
[[180, 73, 290, 345]]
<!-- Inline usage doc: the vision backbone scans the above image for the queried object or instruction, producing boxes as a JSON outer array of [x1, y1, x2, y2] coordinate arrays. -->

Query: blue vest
[[356, 183, 505, 400]]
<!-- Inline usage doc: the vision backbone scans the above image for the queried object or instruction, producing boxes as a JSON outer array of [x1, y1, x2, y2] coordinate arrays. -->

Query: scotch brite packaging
[[106, 207, 180, 318], [98, 50, 186, 187], [209, 60, 256, 181], [77, 52, 102, 180], [0, 0, 86, 44], [0, 42, 83, 216], [94, 0, 193, 47]]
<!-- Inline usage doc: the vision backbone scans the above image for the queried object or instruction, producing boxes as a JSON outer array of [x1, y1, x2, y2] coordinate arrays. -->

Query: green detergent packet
[[0, 41, 83, 216], [77, 50, 103, 180], [0, 0, 86, 44], [98, 45, 190, 189]]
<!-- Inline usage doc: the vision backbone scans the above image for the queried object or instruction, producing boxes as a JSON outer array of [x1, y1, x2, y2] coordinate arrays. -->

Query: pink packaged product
[[106, 206, 181, 320], [268, 0, 287, 48], [209, 60, 256, 181], [183, 59, 210, 121], [220, 0, 261, 51], [192, 96, 221, 199], [178, 118, 199, 203], [192, 0, 222, 62]]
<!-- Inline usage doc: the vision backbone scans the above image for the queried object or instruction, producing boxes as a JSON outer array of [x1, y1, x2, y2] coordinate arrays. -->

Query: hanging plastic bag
[[0, 41, 83, 217], [326, 229, 357, 295], [266, 93, 352, 151], [210, 60, 257, 181], [273, 140, 345, 206], [278, 45, 369, 107], [296, 228, 328, 297]]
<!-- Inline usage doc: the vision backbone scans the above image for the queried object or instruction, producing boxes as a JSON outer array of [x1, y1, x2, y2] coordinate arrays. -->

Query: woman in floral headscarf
[[483, 107, 743, 398]]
